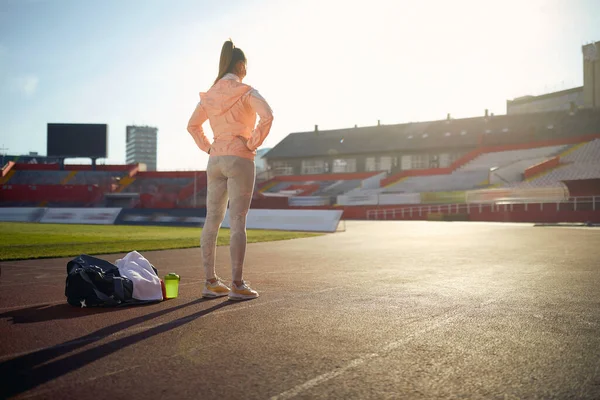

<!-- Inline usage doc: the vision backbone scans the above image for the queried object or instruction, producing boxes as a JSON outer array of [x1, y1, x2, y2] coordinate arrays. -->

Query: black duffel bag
[[65, 254, 134, 307]]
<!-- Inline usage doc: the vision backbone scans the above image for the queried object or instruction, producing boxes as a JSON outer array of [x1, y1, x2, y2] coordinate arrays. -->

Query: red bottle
[[160, 279, 167, 300]]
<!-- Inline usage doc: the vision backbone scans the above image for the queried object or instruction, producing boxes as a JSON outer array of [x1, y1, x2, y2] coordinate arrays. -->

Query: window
[[401, 155, 411, 170], [366, 157, 393, 173], [379, 156, 393, 173], [365, 157, 377, 172], [271, 161, 294, 176], [332, 158, 356, 173], [430, 155, 441, 168], [411, 154, 427, 170], [301, 159, 326, 175], [439, 153, 450, 168]]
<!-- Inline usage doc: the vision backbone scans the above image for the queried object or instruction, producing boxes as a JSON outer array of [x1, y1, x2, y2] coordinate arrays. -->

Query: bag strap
[[78, 270, 121, 306], [112, 277, 126, 302]]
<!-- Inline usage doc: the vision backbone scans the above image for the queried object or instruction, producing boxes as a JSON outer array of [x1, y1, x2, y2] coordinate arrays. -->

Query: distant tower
[[583, 41, 600, 109], [126, 125, 158, 171]]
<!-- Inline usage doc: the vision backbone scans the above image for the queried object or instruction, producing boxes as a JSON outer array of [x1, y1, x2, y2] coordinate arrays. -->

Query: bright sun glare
[[176, 0, 557, 163]]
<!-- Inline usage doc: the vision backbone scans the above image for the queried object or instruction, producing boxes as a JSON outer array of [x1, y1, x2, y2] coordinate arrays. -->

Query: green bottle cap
[[164, 273, 180, 281]]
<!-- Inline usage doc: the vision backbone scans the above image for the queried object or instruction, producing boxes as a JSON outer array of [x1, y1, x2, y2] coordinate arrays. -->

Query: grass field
[[0, 222, 323, 261]]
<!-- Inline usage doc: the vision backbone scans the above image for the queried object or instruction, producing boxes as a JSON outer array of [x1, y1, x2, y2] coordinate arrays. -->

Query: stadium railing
[[365, 196, 599, 222]]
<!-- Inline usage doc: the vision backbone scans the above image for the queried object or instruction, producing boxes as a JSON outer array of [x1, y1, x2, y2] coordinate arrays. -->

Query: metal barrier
[[366, 196, 598, 220]]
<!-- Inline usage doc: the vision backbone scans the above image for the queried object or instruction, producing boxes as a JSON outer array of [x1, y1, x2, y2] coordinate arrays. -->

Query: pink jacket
[[187, 73, 274, 160]]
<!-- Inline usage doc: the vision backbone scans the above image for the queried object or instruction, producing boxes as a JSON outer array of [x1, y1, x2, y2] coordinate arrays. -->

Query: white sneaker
[[202, 278, 230, 298], [228, 281, 259, 301]]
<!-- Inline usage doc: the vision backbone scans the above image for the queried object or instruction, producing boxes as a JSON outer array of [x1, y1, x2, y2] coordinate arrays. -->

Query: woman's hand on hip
[[237, 136, 249, 148]]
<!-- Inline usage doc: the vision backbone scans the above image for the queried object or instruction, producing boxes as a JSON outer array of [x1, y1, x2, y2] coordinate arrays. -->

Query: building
[[262, 120, 472, 176], [126, 126, 157, 171], [255, 148, 271, 172], [583, 41, 600, 109], [507, 40, 600, 115], [506, 87, 584, 115], [254, 147, 272, 181], [263, 110, 600, 177]]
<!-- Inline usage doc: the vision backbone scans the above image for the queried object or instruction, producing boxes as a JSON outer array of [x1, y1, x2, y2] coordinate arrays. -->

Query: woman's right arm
[[187, 102, 212, 154]]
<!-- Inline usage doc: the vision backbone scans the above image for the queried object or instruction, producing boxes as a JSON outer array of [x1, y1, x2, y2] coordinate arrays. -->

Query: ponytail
[[214, 39, 247, 85]]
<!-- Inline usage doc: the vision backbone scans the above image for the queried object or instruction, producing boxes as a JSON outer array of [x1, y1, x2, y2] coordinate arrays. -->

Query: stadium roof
[[264, 109, 600, 160], [264, 121, 470, 159], [507, 86, 583, 106]]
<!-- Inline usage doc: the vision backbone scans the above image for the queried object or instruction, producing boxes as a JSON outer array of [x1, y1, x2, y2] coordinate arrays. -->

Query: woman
[[187, 39, 274, 301]]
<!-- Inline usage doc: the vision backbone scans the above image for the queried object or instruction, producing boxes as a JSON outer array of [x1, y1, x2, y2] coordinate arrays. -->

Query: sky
[[1, 0, 599, 171]]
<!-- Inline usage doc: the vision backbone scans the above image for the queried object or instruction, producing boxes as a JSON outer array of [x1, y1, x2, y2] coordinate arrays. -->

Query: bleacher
[[183, 186, 208, 207], [0, 161, 212, 209], [313, 179, 363, 197], [124, 177, 195, 194], [512, 139, 600, 189], [9, 170, 72, 185], [263, 181, 293, 194], [0, 184, 103, 207], [260, 172, 381, 198], [262, 181, 331, 196], [518, 164, 600, 188], [70, 171, 127, 188], [489, 157, 550, 185], [383, 170, 489, 193], [261, 137, 599, 202], [345, 135, 599, 205], [561, 138, 600, 163], [458, 145, 568, 172], [1, 163, 130, 207], [120, 171, 207, 209]]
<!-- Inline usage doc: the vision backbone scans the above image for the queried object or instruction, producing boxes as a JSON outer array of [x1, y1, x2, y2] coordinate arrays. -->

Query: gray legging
[[201, 155, 255, 282]]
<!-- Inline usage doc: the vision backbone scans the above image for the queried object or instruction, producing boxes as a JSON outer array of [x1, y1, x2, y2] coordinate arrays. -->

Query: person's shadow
[[0, 297, 238, 398], [0, 302, 142, 324]]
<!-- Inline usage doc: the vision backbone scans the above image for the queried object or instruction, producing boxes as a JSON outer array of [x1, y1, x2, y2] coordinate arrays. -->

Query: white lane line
[[272, 355, 380, 400], [269, 314, 460, 400], [270, 294, 507, 400]]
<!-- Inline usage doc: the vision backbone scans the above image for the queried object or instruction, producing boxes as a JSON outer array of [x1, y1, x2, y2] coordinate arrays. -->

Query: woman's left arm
[[245, 89, 274, 152]]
